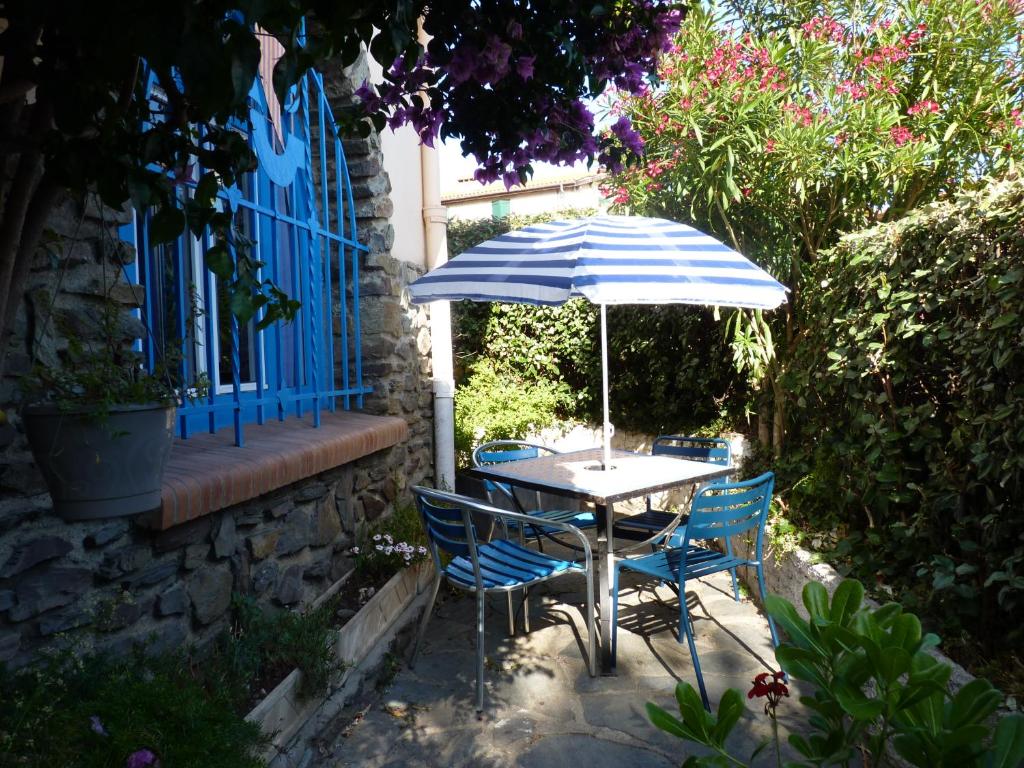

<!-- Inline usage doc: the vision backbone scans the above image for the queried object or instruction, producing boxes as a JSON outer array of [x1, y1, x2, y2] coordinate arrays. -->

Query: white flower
[[384, 534, 393, 544], [384, 546, 393, 555], [350, 546, 360, 555], [417, 546, 428, 555], [373, 534, 382, 541], [375, 544, 384, 551]]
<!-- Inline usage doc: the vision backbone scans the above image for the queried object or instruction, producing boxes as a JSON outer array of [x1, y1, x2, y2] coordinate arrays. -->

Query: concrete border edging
[[245, 561, 433, 765]]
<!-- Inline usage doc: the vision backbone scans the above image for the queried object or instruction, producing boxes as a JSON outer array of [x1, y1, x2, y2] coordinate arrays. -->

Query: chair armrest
[[413, 486, 593, 566]]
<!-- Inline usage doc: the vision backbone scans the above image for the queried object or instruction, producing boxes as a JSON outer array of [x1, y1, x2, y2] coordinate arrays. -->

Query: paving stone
[[0, 535, 72, 577]]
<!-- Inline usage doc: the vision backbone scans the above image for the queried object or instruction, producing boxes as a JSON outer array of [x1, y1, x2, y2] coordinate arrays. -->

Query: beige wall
[[446, 182, 607, 221], [381, 126, 426, 267], [366, 54, 428, 268]]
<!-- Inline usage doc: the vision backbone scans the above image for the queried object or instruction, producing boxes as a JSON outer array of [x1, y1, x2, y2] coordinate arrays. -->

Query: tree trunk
[[758, 383, 771, 448], [772, 386, 784, 457]]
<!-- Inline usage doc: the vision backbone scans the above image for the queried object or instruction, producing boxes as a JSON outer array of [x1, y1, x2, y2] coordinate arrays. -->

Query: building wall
[[0, 55, 435, 668], [445, 180, 607, 221]]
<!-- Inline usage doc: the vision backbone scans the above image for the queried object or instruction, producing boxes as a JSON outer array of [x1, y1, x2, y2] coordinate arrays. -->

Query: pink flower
[[126, 749, 159, 768], [908, 100, 940, 115], [801, 16, 846, 42], [837, 79, 868, 100], [889, 125, 921, 146], [764, 139, 777, 153]]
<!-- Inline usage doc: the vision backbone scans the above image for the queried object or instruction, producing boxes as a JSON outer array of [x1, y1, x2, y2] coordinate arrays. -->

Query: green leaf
[[833, 680, 884, 721], [775, 646, 827, 687], [829, 580, 864, 626], [990, 713, 1024, 768], [646, 702, 702, 742], [948, 679, 1002, 728], [149, 205, 186, 245], [803, 581, 829, 620], [942, 121, 959, 141], [711, 688, 744, 745], [766, 594, 823, 653]]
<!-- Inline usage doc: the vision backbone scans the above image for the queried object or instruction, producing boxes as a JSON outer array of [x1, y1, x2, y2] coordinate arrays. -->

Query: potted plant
[[21, 313, 181, 521]]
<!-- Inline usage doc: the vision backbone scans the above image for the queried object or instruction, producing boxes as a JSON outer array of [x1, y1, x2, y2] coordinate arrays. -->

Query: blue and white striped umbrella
[[409, 214, 787, 469], [409, 215, 787, 309]]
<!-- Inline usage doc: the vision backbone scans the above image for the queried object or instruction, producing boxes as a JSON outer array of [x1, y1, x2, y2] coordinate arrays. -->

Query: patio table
[[467, 447, 732, 673]]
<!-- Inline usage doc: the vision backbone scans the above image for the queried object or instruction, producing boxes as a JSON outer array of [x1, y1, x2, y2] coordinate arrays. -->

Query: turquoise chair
[[611, 472, 780, 710], [472, 440, 596, 549], [410, 486, 596, 715]]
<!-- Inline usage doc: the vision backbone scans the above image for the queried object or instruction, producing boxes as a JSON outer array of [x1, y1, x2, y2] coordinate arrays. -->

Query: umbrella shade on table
[[408, 215, 788, 468]]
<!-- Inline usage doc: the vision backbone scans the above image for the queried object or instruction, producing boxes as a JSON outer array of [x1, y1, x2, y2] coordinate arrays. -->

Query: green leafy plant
[[210, 595, 341, 704], [648, 579, 1024, 767], [453, 359, 572, 467], [0, 650, 267, 768]]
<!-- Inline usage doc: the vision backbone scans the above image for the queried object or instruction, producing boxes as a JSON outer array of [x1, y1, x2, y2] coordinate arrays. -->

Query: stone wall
[[0, 56, 435, 668]]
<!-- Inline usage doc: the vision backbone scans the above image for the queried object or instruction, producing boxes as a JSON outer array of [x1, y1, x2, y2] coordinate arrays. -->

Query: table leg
[[597, 501, 616, 674]]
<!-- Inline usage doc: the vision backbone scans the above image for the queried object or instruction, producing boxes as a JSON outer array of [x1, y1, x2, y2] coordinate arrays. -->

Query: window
[[121, 64, 370, 447], [491, 199, 511, 220]]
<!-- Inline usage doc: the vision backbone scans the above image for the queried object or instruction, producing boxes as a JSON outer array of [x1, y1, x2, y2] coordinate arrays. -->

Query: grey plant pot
[[23, 402, 175, 521]]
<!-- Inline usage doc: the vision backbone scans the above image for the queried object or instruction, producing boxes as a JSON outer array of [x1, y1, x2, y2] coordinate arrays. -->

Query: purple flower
[[515, 56, 535, 80], [89, 715, 108, 736], [125, 749, 159, 768], [447, 45, 478, 86], [610, 116, 645, 156]]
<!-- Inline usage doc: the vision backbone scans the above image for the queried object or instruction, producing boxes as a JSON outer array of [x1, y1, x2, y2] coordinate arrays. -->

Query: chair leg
[[507, 592, 515, 636], [757, 564, 781, 649], [476, 588, 486, 716], [585, 564, 597, 677], [725, 536, 740, 602], [680, 587, 710, 711], [523, 585, 530, 634], [410, 573, 442, 669], [611, 564, 621, 666]]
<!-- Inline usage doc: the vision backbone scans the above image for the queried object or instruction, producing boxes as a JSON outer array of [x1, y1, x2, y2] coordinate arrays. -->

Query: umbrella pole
[[600, 303, 612, 470]]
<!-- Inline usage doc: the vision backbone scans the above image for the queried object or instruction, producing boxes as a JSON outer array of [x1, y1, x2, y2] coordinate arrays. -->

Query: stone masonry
[[0, 54, 435, 668]]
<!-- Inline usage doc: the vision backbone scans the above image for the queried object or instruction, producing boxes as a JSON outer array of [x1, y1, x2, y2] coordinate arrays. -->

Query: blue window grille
[[120, 56, 371, 447]]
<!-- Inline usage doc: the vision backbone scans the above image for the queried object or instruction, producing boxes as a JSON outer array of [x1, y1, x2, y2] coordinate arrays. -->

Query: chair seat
[[613, 510, 688, 542], [617, 545, 750, 583], [509, 509, 596, 534], [447, 538, 583, 590]]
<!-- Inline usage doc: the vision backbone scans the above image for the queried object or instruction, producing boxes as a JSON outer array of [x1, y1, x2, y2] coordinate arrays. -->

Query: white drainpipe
[[420, 144, 455, 491]]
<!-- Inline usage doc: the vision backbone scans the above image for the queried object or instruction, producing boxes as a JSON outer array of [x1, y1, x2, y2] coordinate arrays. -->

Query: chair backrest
[[413, 486, 489, 586], [471, 440, 559, 511], [652, 435, 731, 466], [678, 472, 775, 554], [472, 440, 558, 467]]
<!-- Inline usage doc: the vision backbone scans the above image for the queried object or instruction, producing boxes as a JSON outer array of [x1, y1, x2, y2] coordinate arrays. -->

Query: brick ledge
[[153, 411, 408, 530]]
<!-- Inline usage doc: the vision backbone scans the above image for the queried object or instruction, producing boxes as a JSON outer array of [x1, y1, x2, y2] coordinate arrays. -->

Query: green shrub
[[782, 179, 1024, 659], [211, 596, 340, 704], [453, 359, 571, 466], [0, 651, 267, 768], [649, 579, 1024, 768]]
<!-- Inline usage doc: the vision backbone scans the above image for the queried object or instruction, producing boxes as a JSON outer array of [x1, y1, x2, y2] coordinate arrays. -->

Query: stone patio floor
[[323, 565, 810, 768]]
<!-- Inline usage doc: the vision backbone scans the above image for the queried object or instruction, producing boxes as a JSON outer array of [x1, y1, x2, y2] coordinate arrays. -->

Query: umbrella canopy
[[409, 215, 787, 309], [409, 214, 787, 470]]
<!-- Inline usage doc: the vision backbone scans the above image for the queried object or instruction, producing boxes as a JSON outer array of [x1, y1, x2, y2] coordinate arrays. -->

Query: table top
[[467, 447, 732, 506]]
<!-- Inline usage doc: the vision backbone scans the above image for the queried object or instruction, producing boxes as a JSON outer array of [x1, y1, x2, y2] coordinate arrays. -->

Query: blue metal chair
[[611, 472, 780, 710], [472, 440, 597, 549], [610, 436, 733, 548], [410, 485, 596, 715]]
